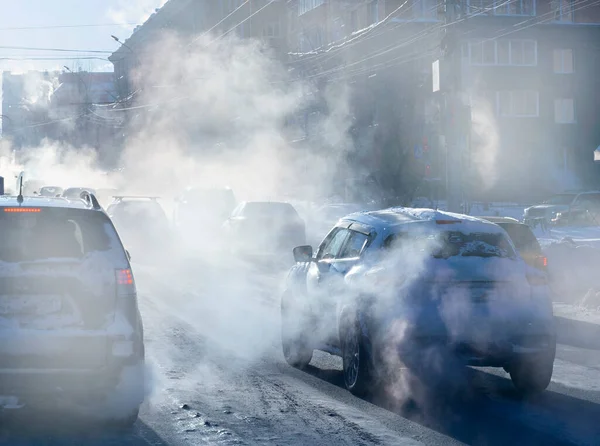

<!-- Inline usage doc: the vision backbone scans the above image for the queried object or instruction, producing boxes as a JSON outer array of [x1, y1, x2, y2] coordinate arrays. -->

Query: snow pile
[[545, 239, 600, 308]]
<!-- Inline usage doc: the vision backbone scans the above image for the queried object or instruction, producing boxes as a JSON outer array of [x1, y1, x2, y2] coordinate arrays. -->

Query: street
[[0, 259, 597, 446]]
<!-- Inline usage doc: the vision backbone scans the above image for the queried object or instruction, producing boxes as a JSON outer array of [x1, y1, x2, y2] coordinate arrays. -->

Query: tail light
[[535, 255, 548, 269], [116, 268, 136, 296]]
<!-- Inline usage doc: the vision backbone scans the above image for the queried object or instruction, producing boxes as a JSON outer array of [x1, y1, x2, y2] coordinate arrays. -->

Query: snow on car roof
[[345, 207, 505, 235]]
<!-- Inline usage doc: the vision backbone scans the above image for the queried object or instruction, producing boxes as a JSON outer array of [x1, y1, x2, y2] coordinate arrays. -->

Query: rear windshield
[[497, 223, 541, 253], [0, 208, 122, 262], [384, 230, 516, 259]]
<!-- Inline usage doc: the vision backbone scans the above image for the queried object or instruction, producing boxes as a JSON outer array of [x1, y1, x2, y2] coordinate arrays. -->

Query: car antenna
[[16, 171, 24, 205]]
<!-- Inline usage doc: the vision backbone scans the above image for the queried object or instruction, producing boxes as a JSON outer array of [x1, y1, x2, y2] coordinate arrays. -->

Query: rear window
[[0, 208, 121, 262], [384, 230, 516, 259], [497, 223, 541, 253]]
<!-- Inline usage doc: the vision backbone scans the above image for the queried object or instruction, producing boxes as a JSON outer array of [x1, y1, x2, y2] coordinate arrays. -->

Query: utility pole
[[441, 0, 468, 213]]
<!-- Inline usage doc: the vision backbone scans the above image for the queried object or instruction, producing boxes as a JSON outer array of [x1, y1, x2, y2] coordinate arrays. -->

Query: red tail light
[[3, 208, 41, 213], [535, 256, 548, 269], [116, 269, 136, 295]]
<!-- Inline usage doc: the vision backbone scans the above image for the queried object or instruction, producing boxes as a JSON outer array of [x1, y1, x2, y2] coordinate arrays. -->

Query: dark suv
[[0, 192, 145, 426]]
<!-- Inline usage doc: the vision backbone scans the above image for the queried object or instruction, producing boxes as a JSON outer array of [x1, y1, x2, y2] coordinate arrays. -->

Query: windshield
[[384, 230, 516, 259], [0, 208, 120, 262], [543, 194, 576, 205]]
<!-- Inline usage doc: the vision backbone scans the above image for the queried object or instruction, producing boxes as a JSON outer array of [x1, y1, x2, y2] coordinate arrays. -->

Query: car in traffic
[[223, 201, 306, 262], [62, 187, 97, 200], [173, 186, 236, 235], [38, 186, 64, 197], [106, 196, 172, 262], [523, 191, 600, 226], [0, 189, 144, 425], [282, 208, 556, 397], [477, 216, 547, 272]]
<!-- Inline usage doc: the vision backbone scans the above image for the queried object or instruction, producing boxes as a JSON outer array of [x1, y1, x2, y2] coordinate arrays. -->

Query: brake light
[[541, 256, 548, 268], [116, 269, 136, 296], [3, 208, 41, 213], [436, 220, 461, 225], [116, 268, 133, 285]]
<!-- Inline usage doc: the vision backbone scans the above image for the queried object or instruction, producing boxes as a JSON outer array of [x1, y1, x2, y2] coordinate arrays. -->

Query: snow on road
[[0, 258, 599, 445]]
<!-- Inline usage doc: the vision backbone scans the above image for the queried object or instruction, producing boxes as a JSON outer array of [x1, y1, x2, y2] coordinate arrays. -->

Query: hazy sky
[[0, 0, 166, 73]]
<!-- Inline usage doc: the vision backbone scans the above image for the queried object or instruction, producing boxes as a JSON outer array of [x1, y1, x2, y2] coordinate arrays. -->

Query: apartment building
[[288, 0, 600, 198]]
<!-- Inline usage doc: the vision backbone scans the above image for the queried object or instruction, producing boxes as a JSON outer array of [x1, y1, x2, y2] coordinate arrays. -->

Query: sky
[[0, 0, 167, 74]]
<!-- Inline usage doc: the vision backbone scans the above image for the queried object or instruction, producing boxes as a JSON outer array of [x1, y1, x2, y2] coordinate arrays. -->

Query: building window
[[553, 49, 574, 73], [552, 0, 574, 22], [369, 1, 379, 24], [331, 17, 345, 41], [350, 9, 359, 32], [299, 0, 325, 16], [414, 0, 439, 19], [555, 98, 575, 123], [468, 0, 535, 16], [262, 21, 280, 38], [498, 91, 539, 117], [468, 39, 537, 66]]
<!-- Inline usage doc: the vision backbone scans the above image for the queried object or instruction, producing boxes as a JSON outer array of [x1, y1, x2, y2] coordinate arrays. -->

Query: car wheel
[[340, 318, 374, 397], [509, 349, 555, 396], [281, 292, 313, 368], [106, 407, 139, 430]]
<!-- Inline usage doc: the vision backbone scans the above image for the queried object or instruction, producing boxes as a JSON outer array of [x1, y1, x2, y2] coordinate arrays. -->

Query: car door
[[307, 224, 373, 344], [306, 226, 351, 341]]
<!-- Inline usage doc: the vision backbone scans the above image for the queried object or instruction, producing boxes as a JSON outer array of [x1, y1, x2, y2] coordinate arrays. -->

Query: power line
[[210, 0, 277, 43], [0, 45, 113, 54], [188, 1, 250, 46], [0, 23, 139, 31]]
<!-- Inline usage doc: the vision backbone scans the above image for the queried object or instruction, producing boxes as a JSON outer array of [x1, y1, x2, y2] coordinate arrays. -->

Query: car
[[523, 191, 600, 226], [173, 186, 236, 235], [223, 201, 306, 261], [282, 208, 556, 397], [38, 186, 64, 197], [62, 187, 97, 200], [0, 188, 144, 425], [477, 216, 547, 272], [106, 196, 171, 261]]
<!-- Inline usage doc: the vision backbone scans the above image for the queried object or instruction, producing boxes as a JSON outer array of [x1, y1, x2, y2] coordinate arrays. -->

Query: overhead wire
[[0, 45, 113, 54]]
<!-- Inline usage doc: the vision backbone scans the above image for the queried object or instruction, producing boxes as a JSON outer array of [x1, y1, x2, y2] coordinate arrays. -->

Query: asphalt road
[[0, 257, 598, 445]]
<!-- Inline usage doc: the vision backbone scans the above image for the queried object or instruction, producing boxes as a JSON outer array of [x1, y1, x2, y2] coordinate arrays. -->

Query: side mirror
[[126, 250, 131, 261], [293, 245, 313, 263]]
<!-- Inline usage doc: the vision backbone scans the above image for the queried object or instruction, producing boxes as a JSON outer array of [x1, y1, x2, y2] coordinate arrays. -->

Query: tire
[[106, 407, 139, 429], [281, 292, 313, 368], [509, 348, 555, 396], [340, 317, 375, 397]]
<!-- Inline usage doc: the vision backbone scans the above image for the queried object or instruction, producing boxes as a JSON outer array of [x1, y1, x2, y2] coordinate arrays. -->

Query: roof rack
[[112, 195, 160, 200], [80, 191, 102, 210]]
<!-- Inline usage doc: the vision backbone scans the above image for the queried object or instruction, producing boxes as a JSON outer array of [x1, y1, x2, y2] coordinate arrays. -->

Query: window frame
[[554, 98, 576, 124], [553, 48, 574, 74], [467, 39, 537, 66], [467, 0, 536, 16], [497, 90, 539, 118]]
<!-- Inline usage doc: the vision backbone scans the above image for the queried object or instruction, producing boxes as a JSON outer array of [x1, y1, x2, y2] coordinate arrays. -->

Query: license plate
[[0, 295, 62, 315]]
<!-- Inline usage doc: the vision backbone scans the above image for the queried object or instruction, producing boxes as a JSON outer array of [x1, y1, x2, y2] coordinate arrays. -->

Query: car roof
[[476, 216, 521, 224], [342, 207, 502, 233], [0, 195, 94, 210]]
